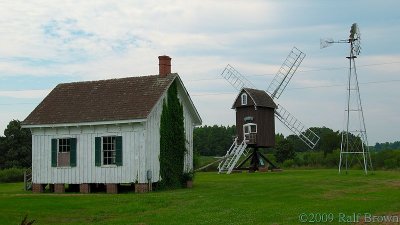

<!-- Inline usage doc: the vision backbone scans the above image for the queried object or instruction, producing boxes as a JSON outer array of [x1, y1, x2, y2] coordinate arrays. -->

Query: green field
[[1, 170, 399, 225]]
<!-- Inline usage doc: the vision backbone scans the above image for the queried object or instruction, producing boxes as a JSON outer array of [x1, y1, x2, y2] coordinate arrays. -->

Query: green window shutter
[[116, 136, 123, 166], [70, 138, 77, 167], [51, 139, 57, 167], [95, 137, 101, 166]]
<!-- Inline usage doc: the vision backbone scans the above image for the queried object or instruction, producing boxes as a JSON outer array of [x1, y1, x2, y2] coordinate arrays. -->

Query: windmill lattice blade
[[221, 64, 256, 91], [275, 104, 320, 149], [267, 47, 305, 99]]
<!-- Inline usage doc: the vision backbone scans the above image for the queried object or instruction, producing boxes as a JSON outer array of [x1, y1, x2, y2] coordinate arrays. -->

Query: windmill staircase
[[218, 138, 248, 174]]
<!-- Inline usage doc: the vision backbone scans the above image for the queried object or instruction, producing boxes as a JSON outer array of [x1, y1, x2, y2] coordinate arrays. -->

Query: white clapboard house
[[22, 56, 202, 193]]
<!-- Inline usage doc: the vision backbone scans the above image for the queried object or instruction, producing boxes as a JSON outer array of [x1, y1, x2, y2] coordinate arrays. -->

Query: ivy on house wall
[[159, 80, 186, 188]]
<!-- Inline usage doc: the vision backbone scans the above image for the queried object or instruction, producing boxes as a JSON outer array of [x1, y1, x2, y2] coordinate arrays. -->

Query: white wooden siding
[[31, 123, 146, 184], [177, 85, 195, 172], [145, 93, 163, 183]]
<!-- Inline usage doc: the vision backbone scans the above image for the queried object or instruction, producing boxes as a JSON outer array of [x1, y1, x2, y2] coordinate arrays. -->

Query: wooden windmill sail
[[218, 47, 320, 174]]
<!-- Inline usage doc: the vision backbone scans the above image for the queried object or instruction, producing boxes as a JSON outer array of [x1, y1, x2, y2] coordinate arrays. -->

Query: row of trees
[[373, 141, 400, 151], [193, 125, 343, 157], [193, 125, 236, 156], [0, 120, 399, 170], [193, 125, 400, 165]]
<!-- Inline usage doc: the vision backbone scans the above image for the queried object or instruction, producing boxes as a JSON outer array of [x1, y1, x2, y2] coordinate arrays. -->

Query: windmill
[[218, 47, 320, 174], [321, 23, 373, 174]]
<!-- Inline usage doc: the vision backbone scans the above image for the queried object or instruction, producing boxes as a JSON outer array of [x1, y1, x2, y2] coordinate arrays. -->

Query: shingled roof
[[23, 74, 178, 126], [232, 88, 277, 109]]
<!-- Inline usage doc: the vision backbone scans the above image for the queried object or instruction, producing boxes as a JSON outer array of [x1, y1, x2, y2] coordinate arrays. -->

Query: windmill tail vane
[[320, 38, 334, 49]]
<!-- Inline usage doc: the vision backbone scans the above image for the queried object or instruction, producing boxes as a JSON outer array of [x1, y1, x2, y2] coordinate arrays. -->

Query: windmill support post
[[235, 147, 279, 172]]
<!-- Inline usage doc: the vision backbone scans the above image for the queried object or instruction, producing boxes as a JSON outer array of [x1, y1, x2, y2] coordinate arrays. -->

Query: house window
[[241, 93, 247, 105], [51, 138, 77, 167], [103, 136, 116, 165], [95, 136, 122, 166], [58, 138, 71, 153], [57, 138, 71, 167]]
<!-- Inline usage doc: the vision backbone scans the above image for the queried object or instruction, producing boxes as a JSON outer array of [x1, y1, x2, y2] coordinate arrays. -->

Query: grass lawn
[[0, 169, 399, 225]]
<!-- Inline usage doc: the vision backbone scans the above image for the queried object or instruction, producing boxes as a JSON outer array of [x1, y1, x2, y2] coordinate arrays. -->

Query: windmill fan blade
[[349, 23, 358, 40], [351, 23, 361, 56], [221, 64, 256, 91], [275, 104, 320, 149], [266, 47, 305, 100], [353, 41, 361, 55]]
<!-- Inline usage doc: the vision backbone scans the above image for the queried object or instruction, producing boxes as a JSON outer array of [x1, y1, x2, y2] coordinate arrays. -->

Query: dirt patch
[[386, 180, 400, 188], [323, 189, 352, 199], [322, 186, 379, 200]]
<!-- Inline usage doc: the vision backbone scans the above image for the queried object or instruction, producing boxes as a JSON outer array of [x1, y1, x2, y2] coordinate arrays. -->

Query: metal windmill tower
[[321, 23, 373, 174], [218, 47, 320, 174]]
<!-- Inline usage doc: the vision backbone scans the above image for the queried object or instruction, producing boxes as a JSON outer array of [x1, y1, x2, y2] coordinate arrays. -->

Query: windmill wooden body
[[218, 47, 320, 174], [232, 88, 276, 148]]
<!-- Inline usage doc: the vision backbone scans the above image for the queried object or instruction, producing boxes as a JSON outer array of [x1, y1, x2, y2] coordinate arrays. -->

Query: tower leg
[[235, 147, 279, 172], [339, 52, 372, 174]]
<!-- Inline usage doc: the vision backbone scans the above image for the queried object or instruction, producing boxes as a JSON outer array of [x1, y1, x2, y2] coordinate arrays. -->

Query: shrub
[[282, 159, 295, 168], [324, 149, 340, 167], [181, 170, 194, 186], [0, 167, 25, 183], [371, 149, 400, 170], [265, 153, 277, 164], [384, 159, 397, 169], [302, 151, 324, 168], [293, 154, 304, 167]]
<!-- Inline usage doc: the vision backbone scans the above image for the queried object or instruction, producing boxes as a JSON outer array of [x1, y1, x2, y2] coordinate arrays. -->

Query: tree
[[159, 81, 186, 188], [286, 127, 341, 155], [0, 120, 32, 169], [309, 127, 341, 156], [275, 133, 285, 145], [286, 134, 308, 152], [0, 136, 6, 169], [274, 139, 295, 163]]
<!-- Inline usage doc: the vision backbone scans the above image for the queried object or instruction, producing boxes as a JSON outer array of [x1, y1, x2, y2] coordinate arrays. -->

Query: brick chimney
[[158, 55, 171, 77]]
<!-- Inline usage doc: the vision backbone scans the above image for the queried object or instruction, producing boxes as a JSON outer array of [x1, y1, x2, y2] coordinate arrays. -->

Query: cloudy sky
[[0, 0, 399, 144]]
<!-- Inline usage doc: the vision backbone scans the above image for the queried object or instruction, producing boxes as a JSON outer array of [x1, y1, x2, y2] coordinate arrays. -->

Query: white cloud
[[0, 89, 51, 99]]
